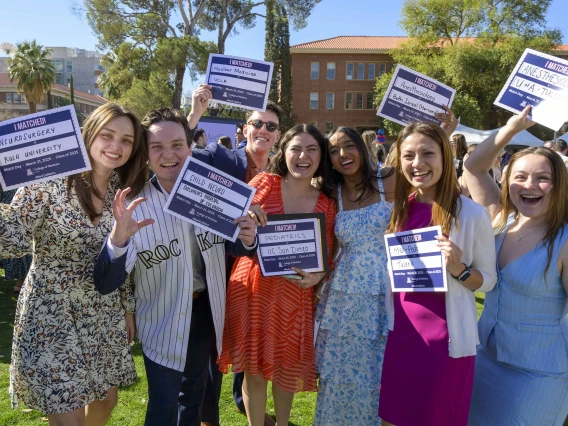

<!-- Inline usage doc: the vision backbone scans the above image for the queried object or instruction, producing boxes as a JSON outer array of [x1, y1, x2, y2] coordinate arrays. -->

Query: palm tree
[[8, 40, 55, 113]]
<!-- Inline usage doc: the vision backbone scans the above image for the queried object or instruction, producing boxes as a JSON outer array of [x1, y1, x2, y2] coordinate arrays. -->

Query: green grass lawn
[[0, 270, 316, 425]]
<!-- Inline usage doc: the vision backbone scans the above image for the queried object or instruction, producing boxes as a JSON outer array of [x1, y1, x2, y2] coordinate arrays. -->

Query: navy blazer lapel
[[234, 147, 248, 182]]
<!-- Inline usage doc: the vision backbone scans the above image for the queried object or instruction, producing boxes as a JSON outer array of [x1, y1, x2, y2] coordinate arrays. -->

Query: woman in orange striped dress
[[218, 124, 335, 426]]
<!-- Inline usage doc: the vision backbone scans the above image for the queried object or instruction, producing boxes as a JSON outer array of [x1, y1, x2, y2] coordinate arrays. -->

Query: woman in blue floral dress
[[314, 127, 394, 426]]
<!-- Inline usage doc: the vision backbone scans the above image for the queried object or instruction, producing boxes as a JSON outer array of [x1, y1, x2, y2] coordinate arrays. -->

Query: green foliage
[[119, 72, 175, 118], [7, 40, 55, 114], [52, 96, 86, 125]]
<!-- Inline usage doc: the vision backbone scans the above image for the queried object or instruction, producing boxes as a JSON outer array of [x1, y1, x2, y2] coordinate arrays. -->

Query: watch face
[[459, 269, 471, 282]]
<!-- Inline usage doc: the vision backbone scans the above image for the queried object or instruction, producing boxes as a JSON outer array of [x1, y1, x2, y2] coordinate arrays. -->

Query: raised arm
[[463, 106, 534, 219], [187, 84, 213, 130]]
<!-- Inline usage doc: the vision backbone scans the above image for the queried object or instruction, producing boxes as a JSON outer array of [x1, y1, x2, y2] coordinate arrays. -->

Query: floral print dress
[[0, 176, 136, 414]]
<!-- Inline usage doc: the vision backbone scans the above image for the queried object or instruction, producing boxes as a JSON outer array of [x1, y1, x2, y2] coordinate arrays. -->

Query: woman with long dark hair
[[1, 103, 147, 425], [378, 122, 497, 426], [314, 127, 393, 426]]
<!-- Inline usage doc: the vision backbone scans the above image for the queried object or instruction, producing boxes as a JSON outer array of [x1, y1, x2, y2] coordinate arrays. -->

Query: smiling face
[[284, 133, 321, 181], [89, 116, 135, 174], [399, 133, 443, 201], [328, 131, 363, 179], [147, 121, 192, 193], [244, 110, 281, 157], [507, 153, 553, 219]]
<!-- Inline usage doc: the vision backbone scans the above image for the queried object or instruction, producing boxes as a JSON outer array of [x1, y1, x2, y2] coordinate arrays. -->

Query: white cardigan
[[385, 195, 497, 358]]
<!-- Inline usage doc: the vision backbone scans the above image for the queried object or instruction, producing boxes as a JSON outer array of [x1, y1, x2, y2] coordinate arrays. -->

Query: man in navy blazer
[[192, 91, 282, 426]]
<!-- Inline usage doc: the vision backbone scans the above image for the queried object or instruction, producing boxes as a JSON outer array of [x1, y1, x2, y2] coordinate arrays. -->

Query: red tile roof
[[291, 36, 568, 53], [0, 73, 107, 104]]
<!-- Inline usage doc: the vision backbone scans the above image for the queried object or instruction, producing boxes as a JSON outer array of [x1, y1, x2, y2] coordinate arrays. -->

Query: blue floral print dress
[[314, 177, 392, 426], [0, 176, 136, 414]]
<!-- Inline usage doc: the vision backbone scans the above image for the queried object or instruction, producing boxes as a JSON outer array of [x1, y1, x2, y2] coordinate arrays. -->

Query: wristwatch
[[452, 264, 471, 282]]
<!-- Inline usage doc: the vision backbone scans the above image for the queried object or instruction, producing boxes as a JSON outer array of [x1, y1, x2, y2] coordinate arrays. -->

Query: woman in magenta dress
[[378, 122, 497, 426]]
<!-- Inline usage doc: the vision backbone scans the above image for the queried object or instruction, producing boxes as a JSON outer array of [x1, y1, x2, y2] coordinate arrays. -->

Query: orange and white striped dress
[[218, 172, 336, 392]]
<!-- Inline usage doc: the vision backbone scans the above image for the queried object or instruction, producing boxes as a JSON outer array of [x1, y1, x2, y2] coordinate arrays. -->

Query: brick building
[[0, 73, 107, 118], [290, 36, 568, 135]]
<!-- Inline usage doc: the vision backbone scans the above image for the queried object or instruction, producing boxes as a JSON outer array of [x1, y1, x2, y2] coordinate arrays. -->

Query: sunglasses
[[247, 119, 280, 132]]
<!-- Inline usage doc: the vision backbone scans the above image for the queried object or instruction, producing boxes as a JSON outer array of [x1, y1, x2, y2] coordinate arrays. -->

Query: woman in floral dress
[[0, 103, 147, 425]]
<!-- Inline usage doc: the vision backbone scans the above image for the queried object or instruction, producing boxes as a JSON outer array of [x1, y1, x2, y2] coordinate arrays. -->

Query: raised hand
[[504, 105, 535, 135], [188, 84, 213, 129], [435, 105, 458, 137], [234, 215, 257, 247], [110, 188, 155, 248]]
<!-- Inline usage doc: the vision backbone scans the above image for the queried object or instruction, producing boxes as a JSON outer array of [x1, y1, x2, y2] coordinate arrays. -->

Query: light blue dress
[[469, 224, 568, 426], [314, 178, 392, 426]]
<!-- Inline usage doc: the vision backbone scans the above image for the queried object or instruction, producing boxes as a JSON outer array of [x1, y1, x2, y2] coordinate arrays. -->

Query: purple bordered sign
[[377, 65, 456, 127], [495, 48, 568, 131], [256, 213, 329, 277], [205, 53, 274, 112], [163, 156, 256, 242], [0, 105, 90, 190], [384, 225, 448, 292]]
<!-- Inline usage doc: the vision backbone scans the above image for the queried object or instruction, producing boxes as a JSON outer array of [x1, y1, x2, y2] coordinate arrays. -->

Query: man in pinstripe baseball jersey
[[93, 89, 258, 426]]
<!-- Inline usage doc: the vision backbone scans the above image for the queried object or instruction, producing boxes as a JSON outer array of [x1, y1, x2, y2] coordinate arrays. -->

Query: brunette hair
[[245, 100, 282, 124], [388, 122, 461, 235], [451, 133, 468, 160], [142, 107, 193, 147], [67, 103, 147, 220], [218, 136, 233, 149], [362, 130, 378, 163], [327, 127, 386, 202], [268, 124, 331, 196], [494, 147, 568, 276]]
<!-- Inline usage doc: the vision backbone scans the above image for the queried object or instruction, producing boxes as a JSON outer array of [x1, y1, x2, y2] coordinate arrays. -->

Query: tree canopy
[[8, 41, 55, 114]]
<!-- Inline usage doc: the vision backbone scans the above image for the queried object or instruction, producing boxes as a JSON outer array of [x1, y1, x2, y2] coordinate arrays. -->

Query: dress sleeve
[[0, 183, 50, 258], [120, 269, 136, 314], [249, 172, 275, 205], [324, 198, 337, 270]]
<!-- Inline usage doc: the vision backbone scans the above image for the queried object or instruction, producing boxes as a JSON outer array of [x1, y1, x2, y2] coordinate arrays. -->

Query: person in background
[[376, 144, 387, 170], [450, 133, 468, 178], [193, 129, 207, 149], [362, 130, 379, 166], [0, 102, 147, 425], [463, 107, 568, 426], [236, 123, 246, 148], [544, 140, 554, 150], [314, 127, 394, 426], [218, 135, 233, 150], [0, 188, 32, 293], [378, 121, 497, 426], [553, 138, 568, 167], [218, 124, 336, 426]]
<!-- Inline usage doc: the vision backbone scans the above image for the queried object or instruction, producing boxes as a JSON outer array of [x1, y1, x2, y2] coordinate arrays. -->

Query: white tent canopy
[[452, 123, 543, 147]]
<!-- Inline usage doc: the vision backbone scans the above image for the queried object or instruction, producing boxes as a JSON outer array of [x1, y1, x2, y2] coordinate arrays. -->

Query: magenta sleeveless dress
[[378, 197, 475, 426]]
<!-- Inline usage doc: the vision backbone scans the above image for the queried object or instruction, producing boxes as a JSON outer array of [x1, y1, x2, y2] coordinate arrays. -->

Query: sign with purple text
[[0, 105, 90, 190], [257, 214, 329, 277], [384, 225, 447, 292], [377, 65, 455, 127], [205, 54, 274, 111], [495, 49, 568, 130], [163, 156, 256, 242]]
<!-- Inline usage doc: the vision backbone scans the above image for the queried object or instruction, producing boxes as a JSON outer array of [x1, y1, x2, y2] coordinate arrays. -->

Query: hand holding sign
[[435, 235, 464, 277], [110, 188, 156, 248], [247, 204, 268, 227], [434, 105, 458, 137], [286, 267, 327, 289], [234, 215, 257, 247]]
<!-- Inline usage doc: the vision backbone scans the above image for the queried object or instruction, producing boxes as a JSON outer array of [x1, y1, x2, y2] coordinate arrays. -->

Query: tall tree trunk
[[29, 102, 37, 114], [172, 64, 185, 109], [217, 0, 227, 54]]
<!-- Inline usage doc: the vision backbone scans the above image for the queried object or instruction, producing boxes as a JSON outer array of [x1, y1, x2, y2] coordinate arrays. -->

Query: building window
[[51, 60, 64, 72], [325, 122, 334, 133], [310, 92, 319, 109], [13, 93, 20, 103], [310, 62, 320, 80], [346, 63, 354, 80], [327, 62, 336, 80], [345, 93, 353, 109], [67, 61, 73, 73], [366, 92, 374, 109], [326, 92, 335, 109], [21, 94, 26, 104], [6, 93, 12, 103], [368, 64, 375, 80], [356, 93, 363, 109], [379, 63, 387, 76], [357, 63, 365, 80], [55, 73, 64, 84]]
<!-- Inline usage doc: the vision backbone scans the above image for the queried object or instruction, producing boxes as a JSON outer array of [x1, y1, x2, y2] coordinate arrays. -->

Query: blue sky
[[2, 0, 568, 94]]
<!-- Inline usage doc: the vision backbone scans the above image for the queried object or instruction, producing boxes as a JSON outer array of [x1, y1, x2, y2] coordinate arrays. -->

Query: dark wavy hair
[[327, 127, 392, 203], [268, 124, 331, 196], [142, 107, 193, 147]]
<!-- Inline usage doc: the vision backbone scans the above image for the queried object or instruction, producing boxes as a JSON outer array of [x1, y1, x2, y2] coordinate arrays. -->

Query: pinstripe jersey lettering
[[137, 238, 181, 269], [196, 232, 225, 252]]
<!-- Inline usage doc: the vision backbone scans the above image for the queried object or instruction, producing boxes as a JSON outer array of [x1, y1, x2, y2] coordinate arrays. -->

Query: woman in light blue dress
[[463, 106, 568, 426], [314, 127, 394, 426]]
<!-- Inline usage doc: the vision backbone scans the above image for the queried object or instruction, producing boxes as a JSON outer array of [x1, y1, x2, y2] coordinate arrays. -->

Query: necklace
[[514, 225, 544, 242], [282, 179, 310, 202]]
